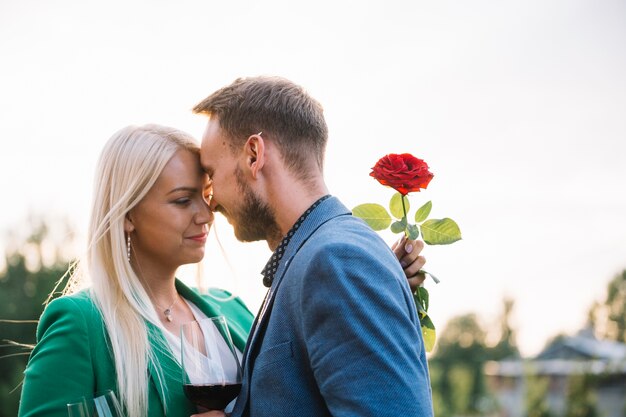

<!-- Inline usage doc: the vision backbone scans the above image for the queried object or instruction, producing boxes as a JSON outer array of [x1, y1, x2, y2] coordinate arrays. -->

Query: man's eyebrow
[[201, 163, 214, 176], [167, 186, 198, 195]]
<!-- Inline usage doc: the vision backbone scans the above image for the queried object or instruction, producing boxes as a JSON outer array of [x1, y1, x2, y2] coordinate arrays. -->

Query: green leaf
[[419, 314, 437, 352], [414, 201, 432, 223], [415, 287, 429, 312], [389, 193, 410, 219], [421, 218, 462, 245], [407, 224, 419, 240], [422, 326, 436, 352], [352, 204, 392, 231], [420, 313, 435, 331], [390, 219, 407, 234]]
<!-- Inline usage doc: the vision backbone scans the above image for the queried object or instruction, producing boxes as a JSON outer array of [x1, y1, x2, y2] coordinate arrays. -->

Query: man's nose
[[196, 199, 213, 224]]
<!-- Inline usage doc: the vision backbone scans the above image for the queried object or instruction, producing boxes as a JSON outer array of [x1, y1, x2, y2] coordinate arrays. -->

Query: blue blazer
[[231, 196, 433, 417]]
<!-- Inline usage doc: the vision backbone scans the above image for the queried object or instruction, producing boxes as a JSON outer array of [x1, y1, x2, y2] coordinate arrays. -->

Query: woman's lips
[[187, 233, 208, 243]]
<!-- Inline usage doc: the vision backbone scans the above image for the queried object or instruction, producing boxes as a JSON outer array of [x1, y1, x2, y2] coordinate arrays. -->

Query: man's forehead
[[202, 120, 226, 151], [202, 116, 222, 137], [199, 124, 224, 175], [199, 150, 213, 174]]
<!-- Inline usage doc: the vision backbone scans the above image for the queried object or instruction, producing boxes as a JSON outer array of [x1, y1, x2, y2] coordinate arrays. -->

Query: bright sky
[[1, 0, 625, 357]]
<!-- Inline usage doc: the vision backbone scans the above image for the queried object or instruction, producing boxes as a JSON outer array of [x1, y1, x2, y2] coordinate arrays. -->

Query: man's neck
[[265, 177, 329, 251]]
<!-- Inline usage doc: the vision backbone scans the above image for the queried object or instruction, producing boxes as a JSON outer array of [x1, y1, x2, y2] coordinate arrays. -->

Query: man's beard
[[230, 166, 281, 243]]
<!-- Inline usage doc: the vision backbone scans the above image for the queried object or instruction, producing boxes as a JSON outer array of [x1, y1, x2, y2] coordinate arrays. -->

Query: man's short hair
[[193, 76, 328, 180]]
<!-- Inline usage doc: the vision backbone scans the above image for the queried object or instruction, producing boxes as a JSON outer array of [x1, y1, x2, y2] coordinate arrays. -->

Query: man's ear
[[124, 214, 135, 233], [244, 133, 265, 178]]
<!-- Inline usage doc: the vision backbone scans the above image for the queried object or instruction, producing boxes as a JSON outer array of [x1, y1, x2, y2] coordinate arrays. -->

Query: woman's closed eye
[[173, 197, 192, 206]]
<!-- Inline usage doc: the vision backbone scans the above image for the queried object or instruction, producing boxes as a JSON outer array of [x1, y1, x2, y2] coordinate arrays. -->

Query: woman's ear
[[124, 213, 135, 233], [245, 132, 265, 178]]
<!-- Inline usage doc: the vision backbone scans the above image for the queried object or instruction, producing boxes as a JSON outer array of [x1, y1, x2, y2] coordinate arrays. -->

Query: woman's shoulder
[[32, 289, 110, 365], [44, 289, 97, 314], [38, 289, 101, 335]]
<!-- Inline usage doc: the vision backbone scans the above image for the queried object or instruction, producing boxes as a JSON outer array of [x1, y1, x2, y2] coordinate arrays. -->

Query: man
[[193, 76, 433, 417]]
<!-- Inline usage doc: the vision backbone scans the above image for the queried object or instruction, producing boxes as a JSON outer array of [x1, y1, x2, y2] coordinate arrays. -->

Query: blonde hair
[[66, 124, 200, 417]]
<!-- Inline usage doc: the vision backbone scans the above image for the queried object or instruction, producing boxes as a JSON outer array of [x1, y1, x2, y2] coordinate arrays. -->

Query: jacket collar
[[269, 196, 349, 294], [175, 279, 220, 316]]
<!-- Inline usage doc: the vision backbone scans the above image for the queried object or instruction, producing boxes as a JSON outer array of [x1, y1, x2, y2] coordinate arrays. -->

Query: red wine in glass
[[183, 383, 242, 410], [181, 316, 243, 410]]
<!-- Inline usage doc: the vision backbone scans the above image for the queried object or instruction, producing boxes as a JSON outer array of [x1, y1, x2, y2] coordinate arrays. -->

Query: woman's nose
[[196, 199, 214, 225]]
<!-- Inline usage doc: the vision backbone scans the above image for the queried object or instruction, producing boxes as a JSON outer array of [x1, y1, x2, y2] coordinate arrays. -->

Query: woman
[[18, 124, 425, 417]]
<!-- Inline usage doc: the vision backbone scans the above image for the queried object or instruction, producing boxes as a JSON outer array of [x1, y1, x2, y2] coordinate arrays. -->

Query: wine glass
[[67, 390, 123, 417], [181, 316, 243, 411]]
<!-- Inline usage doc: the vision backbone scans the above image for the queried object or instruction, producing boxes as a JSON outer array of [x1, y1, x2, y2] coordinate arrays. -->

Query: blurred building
[[484, 328, 626, 417]]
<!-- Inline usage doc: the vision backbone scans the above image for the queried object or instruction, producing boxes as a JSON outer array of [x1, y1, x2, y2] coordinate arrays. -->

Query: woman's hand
[[392, 235, 426, 293]]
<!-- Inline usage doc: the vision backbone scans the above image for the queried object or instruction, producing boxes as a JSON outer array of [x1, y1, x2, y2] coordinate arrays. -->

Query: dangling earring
[[126, 234, 131, 262]]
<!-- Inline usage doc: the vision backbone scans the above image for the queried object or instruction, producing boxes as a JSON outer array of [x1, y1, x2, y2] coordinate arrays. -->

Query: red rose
[[369, 153, 434, 195]]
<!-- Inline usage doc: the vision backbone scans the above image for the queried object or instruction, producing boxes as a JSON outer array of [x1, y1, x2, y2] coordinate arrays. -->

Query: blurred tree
[[0, 218, 75, 417], [428, 363, 449, 416], [589, 269, 626, 343], [428, 298, 521, 417], [448, 364, 473, 413], [429, 313, 488, 417], [563, 373, 599, 417], [488, 297, 520, 361], [524, 375, 553, 417]]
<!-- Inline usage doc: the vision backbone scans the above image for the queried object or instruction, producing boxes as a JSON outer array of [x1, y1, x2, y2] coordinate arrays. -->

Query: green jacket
[[18, 280, 254, 417]]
